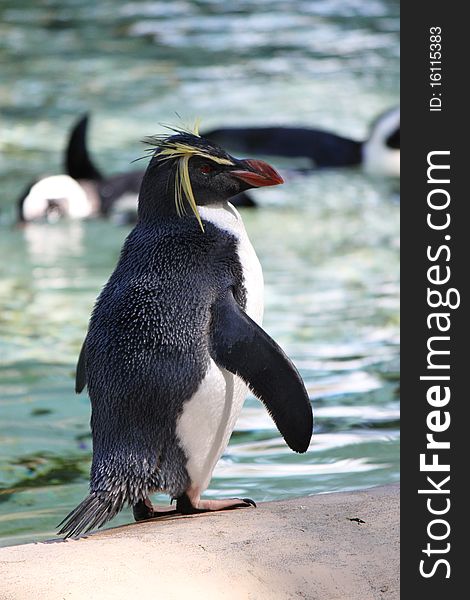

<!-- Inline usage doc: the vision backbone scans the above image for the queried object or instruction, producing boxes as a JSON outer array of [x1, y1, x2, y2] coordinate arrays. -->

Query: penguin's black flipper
[[65, 114, 103, 181], [210, 290, 313, 453], [75, 337, 87, 394]]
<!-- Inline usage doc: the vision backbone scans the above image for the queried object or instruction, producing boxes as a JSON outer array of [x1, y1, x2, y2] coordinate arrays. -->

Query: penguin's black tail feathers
[[57, 490, 126, 539]]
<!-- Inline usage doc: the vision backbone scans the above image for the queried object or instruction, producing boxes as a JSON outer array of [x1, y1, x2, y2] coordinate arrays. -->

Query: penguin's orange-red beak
[[230, 159, 284, 188]]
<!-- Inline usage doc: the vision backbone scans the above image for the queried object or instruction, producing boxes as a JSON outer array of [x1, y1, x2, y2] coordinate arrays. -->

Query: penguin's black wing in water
[[210, 289, 313, 453], [97, 170, 144, 215], [204, 126, 363, 168], [75, 337, 88, 394], [65, 114, 103, 181]]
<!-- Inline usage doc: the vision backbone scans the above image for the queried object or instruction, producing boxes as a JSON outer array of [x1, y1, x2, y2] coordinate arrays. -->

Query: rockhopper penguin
[[58, 126, 313, 538]]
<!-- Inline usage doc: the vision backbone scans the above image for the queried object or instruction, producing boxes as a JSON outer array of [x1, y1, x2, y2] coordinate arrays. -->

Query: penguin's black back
[[85, 217, 246, 501], [205, 126, 363, 168], [97, 171, 144, 215]]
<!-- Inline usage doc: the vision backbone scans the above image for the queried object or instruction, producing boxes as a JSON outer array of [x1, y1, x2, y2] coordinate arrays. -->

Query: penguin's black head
[[138, 128, 283, 229]]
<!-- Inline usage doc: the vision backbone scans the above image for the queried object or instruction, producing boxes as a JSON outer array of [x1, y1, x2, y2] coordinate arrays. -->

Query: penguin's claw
[[217, 498, 257, 510], [240, 497, 257, 507]]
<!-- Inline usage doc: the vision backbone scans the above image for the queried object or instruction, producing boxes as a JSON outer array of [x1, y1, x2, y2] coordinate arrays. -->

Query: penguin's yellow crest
[[142, 122, 234, 232]]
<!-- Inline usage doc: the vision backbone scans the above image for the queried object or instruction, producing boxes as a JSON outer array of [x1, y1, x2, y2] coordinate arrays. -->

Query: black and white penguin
[[204, 106, 400, 178], [58, 127, 313, 538], [17, 174, 98, 222], [16, 114, 142, 224], [17, 115, 255, 223]]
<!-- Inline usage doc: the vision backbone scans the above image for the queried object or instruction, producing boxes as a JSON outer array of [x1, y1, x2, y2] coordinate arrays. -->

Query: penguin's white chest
[[176, 203, 263, 493]]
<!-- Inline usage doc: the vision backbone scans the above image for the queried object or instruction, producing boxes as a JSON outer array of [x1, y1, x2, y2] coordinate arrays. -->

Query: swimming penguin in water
[[17, 114, 255, 223], [204, 106, 400, 178], [18, 174, 98, 222], [16, 114, 145, 224], [58, 127, 313, 538]]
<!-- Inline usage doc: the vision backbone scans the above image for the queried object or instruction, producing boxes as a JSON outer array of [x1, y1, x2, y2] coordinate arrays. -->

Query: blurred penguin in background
[[204, 106, 400, 178]]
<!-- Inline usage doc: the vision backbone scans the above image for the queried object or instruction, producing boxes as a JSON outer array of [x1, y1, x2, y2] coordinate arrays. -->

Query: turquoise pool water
[[0, 0, 399, 546]]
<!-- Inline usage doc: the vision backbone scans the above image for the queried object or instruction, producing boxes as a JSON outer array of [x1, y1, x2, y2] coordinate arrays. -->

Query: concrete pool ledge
[[0, 484, 399, 600]]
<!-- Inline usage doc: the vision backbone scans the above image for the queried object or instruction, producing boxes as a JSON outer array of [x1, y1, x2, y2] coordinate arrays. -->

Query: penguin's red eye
[[200, 164, 213, 174]]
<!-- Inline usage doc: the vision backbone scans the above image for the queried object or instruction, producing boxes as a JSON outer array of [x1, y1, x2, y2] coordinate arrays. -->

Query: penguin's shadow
[[45, 509, 229, 544]]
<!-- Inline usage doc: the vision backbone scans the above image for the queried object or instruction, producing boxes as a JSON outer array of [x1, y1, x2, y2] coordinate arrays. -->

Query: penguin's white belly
[[176, 361, 248, 492], [176, 202, 263, 493]]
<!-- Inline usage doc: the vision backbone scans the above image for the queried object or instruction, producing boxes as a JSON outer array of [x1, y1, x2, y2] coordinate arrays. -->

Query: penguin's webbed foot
[[133, 494, 256, 522], [176, 493, 256, 514]]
